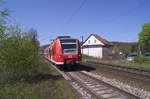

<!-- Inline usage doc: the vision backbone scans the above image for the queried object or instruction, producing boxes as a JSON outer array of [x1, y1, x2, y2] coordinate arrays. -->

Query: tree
[[0, 24, 40, 79], [0, 8, 9, 39], [27, 28, 39, 49], [131, 43, 138, 53], [139, 23, 150, 53]]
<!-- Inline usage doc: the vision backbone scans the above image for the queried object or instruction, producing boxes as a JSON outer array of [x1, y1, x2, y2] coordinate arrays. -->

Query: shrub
[[134, 56, 150, 63], [0, 25, 39, 80]]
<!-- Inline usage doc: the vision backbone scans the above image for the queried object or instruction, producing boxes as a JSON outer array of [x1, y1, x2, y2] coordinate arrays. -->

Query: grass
[[0, 59, 77, 99], [82, 54, 150, 70]]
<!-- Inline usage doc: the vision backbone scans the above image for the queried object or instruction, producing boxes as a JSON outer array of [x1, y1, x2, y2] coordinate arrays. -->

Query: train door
[[53, 44, 56, 61], [51, 48, 53, 61], [51, 45, 55, 61], [49, 48, 51, 60]]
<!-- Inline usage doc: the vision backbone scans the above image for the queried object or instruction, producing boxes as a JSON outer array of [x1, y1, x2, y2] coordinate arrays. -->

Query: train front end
[[60, 38, 81, 65]]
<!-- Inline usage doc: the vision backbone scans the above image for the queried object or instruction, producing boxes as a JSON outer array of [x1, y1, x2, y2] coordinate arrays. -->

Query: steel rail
[[79, 71, 140, 99], [46, 60, 95, 99], [68, 71, 140, 99], [68, 72, 103, 99]]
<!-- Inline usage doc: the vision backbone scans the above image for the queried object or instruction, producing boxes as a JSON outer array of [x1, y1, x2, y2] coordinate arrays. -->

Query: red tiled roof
[[93, 34, 113, 45]]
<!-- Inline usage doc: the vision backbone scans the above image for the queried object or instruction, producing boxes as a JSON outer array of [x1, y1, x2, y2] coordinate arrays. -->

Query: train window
[[52, 49, 54, 56], [49, 50, 51, 55], [52, 44, 56, 55]]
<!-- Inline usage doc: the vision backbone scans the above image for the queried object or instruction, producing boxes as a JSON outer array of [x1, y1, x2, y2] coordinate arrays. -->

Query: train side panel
[[55, 40, 64, 63], [48, 39, 64, 65], [53, 39, 64, 64]]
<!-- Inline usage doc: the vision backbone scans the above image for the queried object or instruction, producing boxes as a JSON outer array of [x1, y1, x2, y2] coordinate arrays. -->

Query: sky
[[1, 0, 150, 45]]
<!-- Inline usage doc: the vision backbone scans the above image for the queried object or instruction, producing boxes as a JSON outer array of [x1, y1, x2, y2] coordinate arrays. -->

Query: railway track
[[68, 71, 139, 99], [46, 60, 140, 99], [82, 61, 150, 83], [84, 61, 150, 76]]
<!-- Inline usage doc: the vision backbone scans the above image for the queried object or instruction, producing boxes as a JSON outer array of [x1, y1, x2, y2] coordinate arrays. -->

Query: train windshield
[[61, 44, 76, 49], [61, 44, 77, 55], [60, 39, 77, 55]]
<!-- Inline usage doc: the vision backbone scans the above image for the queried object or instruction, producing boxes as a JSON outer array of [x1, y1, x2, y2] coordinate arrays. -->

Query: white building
[[81, 34, 114, 58]]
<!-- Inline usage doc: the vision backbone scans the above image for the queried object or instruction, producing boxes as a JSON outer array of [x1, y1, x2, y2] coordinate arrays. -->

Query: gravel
[[82, 71, 150, 99], [48, 62, 93, 99]]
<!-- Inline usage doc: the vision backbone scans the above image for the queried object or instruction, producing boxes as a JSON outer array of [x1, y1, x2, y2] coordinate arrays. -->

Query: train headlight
[[58, 55, 63, 58], [78, 54, 81, 57]]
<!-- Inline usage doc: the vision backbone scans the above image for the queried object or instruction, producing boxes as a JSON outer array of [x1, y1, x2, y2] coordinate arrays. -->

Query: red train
[[44, 36, 81, 67]]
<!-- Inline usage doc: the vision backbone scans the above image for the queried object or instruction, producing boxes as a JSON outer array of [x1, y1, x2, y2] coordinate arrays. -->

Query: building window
[[94, 40, 96, 43], [88, 40, 90, 44]]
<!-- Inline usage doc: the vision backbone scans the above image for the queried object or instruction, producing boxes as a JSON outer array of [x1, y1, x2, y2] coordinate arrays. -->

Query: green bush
[[134, 56, 150, 63], [0, 25, 39, 80]]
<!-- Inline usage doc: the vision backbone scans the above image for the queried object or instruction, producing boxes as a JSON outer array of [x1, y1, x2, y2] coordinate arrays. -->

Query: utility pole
[[81, 35, 84, 54], [81, 35, 84, 43]]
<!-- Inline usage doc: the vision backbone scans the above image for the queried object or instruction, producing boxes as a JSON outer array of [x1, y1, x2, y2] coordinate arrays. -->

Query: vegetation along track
[[46, 60, 139, 99], [82, 61, 150, 84]]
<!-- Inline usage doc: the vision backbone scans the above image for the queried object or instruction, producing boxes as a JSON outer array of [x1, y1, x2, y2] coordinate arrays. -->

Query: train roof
[[44, 36, 78, 50], [57, 36, 71, 39]]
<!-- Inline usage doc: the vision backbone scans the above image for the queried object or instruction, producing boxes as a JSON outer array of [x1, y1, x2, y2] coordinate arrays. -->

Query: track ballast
[[46, 60, 139, 99]]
